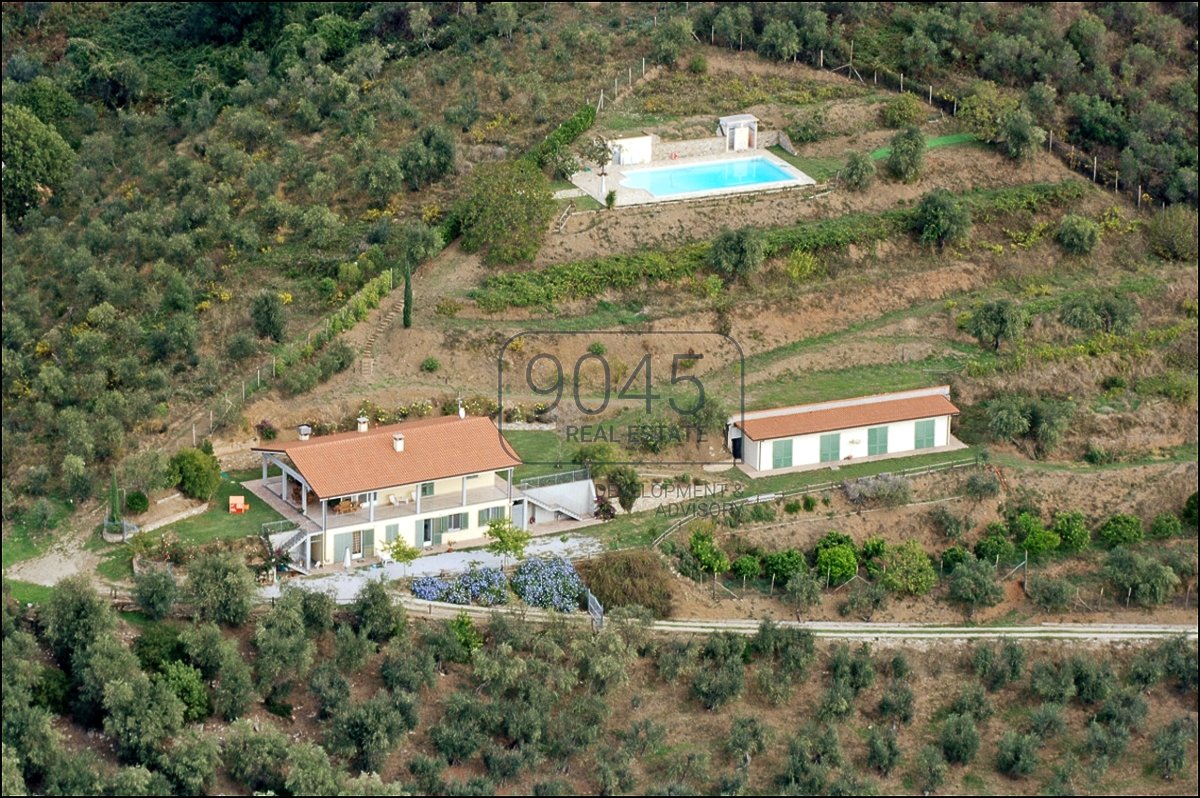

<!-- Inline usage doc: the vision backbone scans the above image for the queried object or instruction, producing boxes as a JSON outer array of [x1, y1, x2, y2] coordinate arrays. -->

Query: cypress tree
[[403, 265, 413, 329]]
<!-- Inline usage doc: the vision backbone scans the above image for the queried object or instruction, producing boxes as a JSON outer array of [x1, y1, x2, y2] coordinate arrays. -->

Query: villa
[[727, 386, 966, 476]]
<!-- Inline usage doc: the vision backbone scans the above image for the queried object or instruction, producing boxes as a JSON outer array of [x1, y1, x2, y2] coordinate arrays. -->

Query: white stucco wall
[[611, 135, 653, 165], [319, 496, 512, 563], [750, 415, 951, 471]]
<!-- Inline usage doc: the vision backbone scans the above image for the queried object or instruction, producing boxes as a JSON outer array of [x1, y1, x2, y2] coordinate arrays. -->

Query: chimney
[[297, 424, 312, 441], [392, 433, 405, 453], [357, 415, 369, 433]]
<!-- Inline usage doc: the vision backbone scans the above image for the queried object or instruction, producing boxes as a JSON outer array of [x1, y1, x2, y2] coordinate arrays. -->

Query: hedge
[[527, 104, 597, 169]]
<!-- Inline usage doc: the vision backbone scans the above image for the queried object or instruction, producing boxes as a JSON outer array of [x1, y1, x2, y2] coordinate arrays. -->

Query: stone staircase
[[359, 294, 407, 375]]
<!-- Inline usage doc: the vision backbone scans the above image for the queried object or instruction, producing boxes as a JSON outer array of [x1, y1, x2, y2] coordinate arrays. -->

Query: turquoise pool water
[[621, 157, 797, 198]]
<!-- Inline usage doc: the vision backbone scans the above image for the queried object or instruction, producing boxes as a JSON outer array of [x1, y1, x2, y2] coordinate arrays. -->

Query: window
[[420, 482, 435, 497], [465, 474, 480, 480], [351, 530, 363, 556], [819, 433, 840, 463], [868, 426, 888, 456], [385, 523, 399, 543], [772, 439, 793, 469], [914, 419, 936, 449], [479, 506, 506, 526]]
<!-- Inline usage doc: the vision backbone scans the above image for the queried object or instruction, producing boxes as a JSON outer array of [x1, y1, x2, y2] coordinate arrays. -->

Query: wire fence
[[817, 50, 1164, 210]]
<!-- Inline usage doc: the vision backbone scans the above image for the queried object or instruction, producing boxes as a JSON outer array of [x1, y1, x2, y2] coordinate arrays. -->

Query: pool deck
[[570, 145, 816, 208]]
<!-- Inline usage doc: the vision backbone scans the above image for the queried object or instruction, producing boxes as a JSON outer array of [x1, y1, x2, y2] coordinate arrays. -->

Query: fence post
[[642, 57, 645, 77], [873, 69, 877, 84], [272, 356, 276, 377], [952, 96, 957, 115], [242, 381, 245, 401], [1137, 184, 1142, 208], [928, 84, 932, 103], [1092, 156, 1097, 182], [900, 73, 904, 92], [1114, 170, 1119, 193], [1048, 129, 1053, 151], [209, 410, 214, 433], [819, 49, 823, 68]]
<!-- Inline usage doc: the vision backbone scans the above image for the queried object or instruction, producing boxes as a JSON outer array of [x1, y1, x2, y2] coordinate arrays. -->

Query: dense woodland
[[3, 574, 1197, 796]]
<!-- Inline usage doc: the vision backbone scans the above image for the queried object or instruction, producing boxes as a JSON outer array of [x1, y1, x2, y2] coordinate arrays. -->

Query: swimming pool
[[620, 156, 804, 199]]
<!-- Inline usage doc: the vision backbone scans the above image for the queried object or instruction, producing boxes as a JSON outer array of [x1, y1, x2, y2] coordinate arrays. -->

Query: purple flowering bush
[[411, 576, 450, 601], [410, 567, 508, 606], [511, 556, 584, 612]]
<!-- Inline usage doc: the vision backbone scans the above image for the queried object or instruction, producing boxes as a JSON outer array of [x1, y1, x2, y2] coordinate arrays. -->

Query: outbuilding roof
[[252, 415, 522, 499], [734, 389, 959, 441]]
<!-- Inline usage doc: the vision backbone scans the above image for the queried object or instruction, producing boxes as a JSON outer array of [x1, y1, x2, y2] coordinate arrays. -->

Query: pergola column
[[461, 477, 468, 506]]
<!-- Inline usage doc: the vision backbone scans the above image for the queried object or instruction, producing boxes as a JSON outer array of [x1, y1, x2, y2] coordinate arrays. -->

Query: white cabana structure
[[717, 114, 758, 151]]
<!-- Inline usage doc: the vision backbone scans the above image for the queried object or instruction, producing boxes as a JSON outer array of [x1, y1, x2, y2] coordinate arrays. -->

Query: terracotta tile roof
[[736, 394, 959, 441], [252, 415, 521, 499]]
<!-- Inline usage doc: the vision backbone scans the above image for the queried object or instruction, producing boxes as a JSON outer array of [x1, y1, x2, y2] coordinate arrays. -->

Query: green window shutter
[[385, 523, 399, 543], [772, 439, 793, 469], [819, 433, 840, 463], [914, 419, 935, 449], [868, 426, 888, 456]]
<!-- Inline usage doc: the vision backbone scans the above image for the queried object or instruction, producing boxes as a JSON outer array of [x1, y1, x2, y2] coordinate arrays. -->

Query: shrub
[[975, 532, 1017, 565], [133, 567, 178, 620], [879, 683, 915, 724], [1150, 512, 1183, 539], [879, 540, 936, 596], [1053, 511, 1091, 552], [964, 470, 1000, 501], [914, 746, 947, 793], [802, 494, 817, 512], [44, 575, 115, 665], [309, 661, 350, 719], [1028, 704, 1065, 742], [708, 227, 765, 284], [687, 55, 707, 74], [1030, 660, 1076, 704], [457, 160, 555, 265], [420, 356, 440, 373], [1145, 205, 1198, 262], [186, 552, 256, 626], [353, 579, 406, 642], [843, 473, 912, 507], [1056, 214, 1100, 255], [882, 93, 924, 128], [762, 548, 806, 584], [511, 556, 584, 612], [158, 660, 210, 722], [1028, 575, 1073, 612], [1152, 717, 1197, 780], [886, 125, 925, 182], [125, 491, 149, 515], [929, 506, 966, 539], [1184, 493, 1198, 529], [866, 727, 902, 775], [250, 292, 285, 341], [169, 447, 220, 501], [995, 732, 1039, 778], [333, 624, 374, 673], [973, 640, 1025, 691], [575, 551, 673, 618], [329, 691, 414, 773], [1070, 656, 1116, 704], [841, 151, 875, 191], [948, 555, 1003, 618], [941, 714, 980, 764], [380, 638, 436, 694], [949, 683, 993, 721], [1097, 514, 1143, 548], [815, 544, 858, 585], [914, 188, 972, 248]]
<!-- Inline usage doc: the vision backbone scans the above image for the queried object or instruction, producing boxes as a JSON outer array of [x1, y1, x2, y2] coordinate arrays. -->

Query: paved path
[[398, 597, 1199, 643]]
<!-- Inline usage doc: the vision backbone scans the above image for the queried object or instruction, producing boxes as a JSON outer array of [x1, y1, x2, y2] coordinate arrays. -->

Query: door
[[363, 529, 374, 558], [731, 435, 743, 460], [333, 532, 354, 564], [421, 519, 433, 547], [511, 500, 526, 529]]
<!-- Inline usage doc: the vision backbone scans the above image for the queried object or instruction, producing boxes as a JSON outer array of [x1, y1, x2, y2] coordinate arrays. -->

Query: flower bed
[[511, 556, 584, 612]]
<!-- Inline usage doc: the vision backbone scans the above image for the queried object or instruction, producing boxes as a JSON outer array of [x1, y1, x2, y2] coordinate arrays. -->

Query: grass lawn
[[163, 471, 284, 546], [96, 545, 135, 582], [870, 132, 980, 160], [735, 447, 980, 496], [2, 498, 73, 569], [504, 430, 580, 482], [5, 580, 54, 605], [745, 353, 967, 409], [768, 146, 845, 181]]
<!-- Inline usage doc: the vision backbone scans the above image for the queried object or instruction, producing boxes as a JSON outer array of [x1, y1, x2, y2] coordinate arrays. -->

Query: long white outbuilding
[[727, 386, 963, 475]]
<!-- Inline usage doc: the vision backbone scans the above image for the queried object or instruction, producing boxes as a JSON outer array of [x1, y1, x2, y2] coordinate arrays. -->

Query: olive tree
[[914, 188, 972, 248], [968, 300, 1026, 352], [886, 126, 925, 183], [185, 551, 256, 626]]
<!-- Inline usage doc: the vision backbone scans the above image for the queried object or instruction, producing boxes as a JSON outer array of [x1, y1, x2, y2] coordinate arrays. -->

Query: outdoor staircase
[[363, 296, 406, 358], [278, 526, 308, 555], [554, 201, 575, 233]]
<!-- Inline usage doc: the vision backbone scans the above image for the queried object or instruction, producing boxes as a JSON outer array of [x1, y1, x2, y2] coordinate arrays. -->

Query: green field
[[4, 579, 55, 605], [159, 471, 284, 546]]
